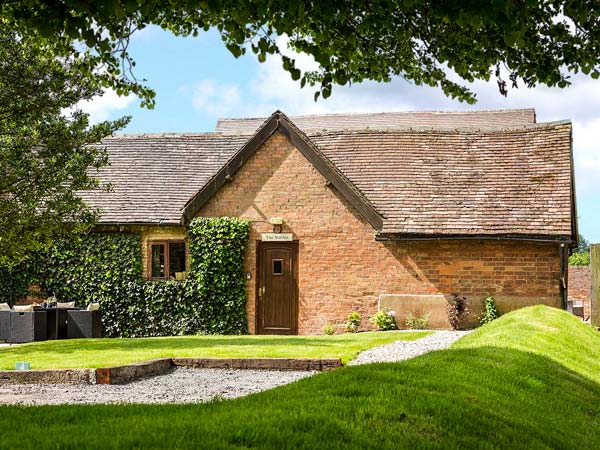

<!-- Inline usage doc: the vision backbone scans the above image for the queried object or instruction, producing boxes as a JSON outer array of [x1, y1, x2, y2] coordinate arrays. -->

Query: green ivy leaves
[[1, 218, 250, 337]]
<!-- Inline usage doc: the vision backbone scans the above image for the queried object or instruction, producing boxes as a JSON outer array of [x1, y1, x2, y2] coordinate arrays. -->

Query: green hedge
[[0, 264, 33, 306], [3, 217, 250, 337]]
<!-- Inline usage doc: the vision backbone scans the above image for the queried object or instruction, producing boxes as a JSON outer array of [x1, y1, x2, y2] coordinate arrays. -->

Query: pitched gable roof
[[215, 109, 536, 134], [182, 111, 384, 229], [83, 109, 576, 243]]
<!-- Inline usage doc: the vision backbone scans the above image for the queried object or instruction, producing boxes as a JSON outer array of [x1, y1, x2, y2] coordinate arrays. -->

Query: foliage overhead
[[3, 1, 600, 106], [0, 23, 128, 267]]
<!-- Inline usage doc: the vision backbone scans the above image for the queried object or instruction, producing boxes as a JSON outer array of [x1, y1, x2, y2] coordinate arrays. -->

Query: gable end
[[181, 111, 384, 230]]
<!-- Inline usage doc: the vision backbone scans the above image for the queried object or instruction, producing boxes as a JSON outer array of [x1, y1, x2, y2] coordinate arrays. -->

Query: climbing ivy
[[0, 218, 250, 337], [188, 217, 250, 334], [0, 263, 35, 306]]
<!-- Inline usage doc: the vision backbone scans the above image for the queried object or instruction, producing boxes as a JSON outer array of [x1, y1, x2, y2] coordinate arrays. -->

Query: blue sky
[[82, 26, 599, 244]]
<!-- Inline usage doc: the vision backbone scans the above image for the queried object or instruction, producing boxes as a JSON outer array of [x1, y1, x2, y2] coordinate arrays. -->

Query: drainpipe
[[559, 243, 567, 310]]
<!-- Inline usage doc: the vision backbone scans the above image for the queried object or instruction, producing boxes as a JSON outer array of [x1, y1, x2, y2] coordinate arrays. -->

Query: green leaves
[[0, 25, 128, 267], [3, 219, 251, 337], [4, 1, 600, 104], [569, 251, 590, 266]]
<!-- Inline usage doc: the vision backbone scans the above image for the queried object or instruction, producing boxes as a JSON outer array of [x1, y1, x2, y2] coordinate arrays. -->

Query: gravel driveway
[[0, 368, 315, 406], [0, 331, 468, 405]]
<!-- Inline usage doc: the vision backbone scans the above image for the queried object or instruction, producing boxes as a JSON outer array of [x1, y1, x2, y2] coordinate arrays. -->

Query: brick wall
[[568, 265, 591, 320], [197, 131, 561, 334]]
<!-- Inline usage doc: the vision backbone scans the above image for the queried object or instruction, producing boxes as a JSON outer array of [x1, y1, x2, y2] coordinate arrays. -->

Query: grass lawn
[[0, 330, 429, 369], [1, 305, 599, 449]]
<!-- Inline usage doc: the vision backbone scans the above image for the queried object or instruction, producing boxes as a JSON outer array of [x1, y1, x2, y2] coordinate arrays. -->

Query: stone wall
[[197, 131, 562, 334]]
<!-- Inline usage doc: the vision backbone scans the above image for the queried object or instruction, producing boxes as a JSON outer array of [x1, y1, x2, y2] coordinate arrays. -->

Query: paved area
[[0, 368, 315, 405], [348, 330, 469, 365]]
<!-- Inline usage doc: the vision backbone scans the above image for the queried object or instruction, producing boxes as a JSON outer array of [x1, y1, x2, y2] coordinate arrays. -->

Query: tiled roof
[[215, 109, 536, 134], [310, 121, 573, 237], [83, 111, 574, 240], [80, 134, 247, 224]]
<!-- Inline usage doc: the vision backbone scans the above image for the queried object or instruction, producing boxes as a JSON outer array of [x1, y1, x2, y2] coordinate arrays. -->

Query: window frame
[[147, 239, 187, 281]]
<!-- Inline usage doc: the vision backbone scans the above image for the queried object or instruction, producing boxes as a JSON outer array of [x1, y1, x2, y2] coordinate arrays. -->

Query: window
[[148, 241, 187, 280], [272, 259, 283, 275]]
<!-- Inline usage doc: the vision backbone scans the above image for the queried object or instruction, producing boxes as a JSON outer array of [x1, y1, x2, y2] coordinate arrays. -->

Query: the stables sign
[[261, 233, 294, 242]]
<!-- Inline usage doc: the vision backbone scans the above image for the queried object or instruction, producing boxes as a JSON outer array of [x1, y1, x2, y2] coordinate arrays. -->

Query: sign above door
[[261, 233, 293, 242]]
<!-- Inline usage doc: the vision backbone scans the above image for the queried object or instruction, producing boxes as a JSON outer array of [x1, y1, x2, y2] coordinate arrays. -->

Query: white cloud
[[572, 120, 600, 198], [190, 79, 243, 116], [76, 89, 135, 123]]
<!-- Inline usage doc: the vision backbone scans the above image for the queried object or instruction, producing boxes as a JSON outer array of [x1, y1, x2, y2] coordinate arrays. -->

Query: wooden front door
[[257, 242, 298, 335]]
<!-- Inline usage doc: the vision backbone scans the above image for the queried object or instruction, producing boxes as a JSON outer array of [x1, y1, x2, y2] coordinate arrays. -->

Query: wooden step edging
[[0, 357, 342, 385]]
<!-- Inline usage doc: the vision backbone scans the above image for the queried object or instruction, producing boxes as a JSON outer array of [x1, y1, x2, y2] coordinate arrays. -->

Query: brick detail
[[568, 265, 591, 320], [196, 131, 562, 334], [95, 358, 174, 385]]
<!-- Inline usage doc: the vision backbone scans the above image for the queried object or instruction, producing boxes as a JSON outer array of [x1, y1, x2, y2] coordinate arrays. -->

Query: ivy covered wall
[[2, 217, 250, 337]]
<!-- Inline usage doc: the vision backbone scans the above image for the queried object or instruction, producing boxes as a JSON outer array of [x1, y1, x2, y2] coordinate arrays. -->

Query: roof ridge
[[217, 108, 537, 122]]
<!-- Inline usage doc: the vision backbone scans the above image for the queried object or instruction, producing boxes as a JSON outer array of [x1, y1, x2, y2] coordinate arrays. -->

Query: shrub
[[369, 308, 397, 331], [569, 251, 590, 266], [2, 217, 250, 337], [480, 294, 499, 325], [323, 323, 336, 335], [447, 293, 470, 330], [405, 312, 430, 330], [345, 311, 362, 333]]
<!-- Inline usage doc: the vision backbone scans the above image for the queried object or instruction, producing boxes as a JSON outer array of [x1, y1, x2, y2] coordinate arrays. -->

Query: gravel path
[[348, 330, 469, 365], [0, 332, 467, 405], [0, 368, 315, 406]]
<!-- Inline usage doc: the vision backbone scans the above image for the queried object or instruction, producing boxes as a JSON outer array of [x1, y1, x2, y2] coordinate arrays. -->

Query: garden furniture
[[9, 310, 47, 343], [67, 310, 102, 339], [0, 310, 10, 342]]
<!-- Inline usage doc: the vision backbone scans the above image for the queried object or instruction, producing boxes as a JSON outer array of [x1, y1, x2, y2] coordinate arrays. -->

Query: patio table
[[34, 307, 83, 340]]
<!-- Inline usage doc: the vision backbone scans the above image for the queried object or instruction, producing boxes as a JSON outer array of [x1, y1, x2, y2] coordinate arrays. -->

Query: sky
[[80, 26, 599, 244]]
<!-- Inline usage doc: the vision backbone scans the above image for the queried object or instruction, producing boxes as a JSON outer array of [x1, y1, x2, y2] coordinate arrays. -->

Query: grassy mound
[[454, 304, 600, 382], [1, 306, 599, 449]]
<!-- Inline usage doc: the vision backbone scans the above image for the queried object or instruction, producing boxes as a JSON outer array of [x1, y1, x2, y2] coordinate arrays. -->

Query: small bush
[[569, 251, 590, 266], [480, 294, 499, 325], [345, 311, 362, 333], [447, 293, 470, 330], [369, 308, 397, 331], [323, 323, 336, 335], [405, 312, 430, 330]]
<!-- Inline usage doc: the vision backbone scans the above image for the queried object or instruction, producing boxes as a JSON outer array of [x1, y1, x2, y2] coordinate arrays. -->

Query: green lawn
[[1, 305, 599, 449], [0, 330, 429, 369]]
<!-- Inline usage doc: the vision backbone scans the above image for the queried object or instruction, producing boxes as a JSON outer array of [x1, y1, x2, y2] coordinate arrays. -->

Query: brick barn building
[[83, 109, 578, 334]]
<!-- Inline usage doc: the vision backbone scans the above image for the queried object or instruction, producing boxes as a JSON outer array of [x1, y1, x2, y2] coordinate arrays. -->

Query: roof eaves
[[375, 232, 573, 243]]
